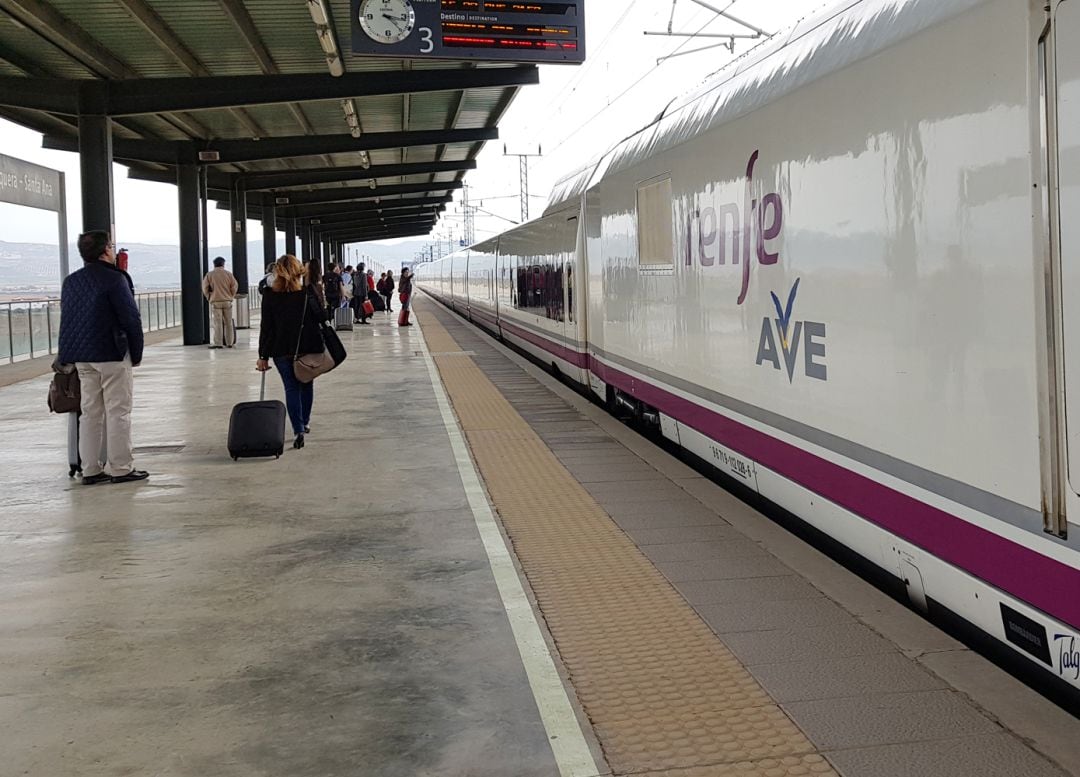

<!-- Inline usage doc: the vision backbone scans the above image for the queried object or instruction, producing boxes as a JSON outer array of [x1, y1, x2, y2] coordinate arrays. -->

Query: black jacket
[[323, 271, 343, 301], [58, 261, 144, 365], [258, 288, 327, 359], [399, 275, 413, 296]]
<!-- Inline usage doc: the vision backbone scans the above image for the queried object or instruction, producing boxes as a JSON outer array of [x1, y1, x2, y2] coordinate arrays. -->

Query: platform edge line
[[417, 321, 604, 777]]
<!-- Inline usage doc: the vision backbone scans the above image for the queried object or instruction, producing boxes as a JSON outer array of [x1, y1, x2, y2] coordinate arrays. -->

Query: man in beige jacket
[[202, 256, 239, 348]]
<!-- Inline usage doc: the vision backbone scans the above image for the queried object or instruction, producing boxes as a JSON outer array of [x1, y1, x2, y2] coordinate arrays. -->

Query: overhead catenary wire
[[545, 0, 741, 158], [543, 0, 643, 123]]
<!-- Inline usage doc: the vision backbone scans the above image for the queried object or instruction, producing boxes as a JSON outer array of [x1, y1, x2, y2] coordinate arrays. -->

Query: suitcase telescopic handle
[[260, 369, 267, 402]]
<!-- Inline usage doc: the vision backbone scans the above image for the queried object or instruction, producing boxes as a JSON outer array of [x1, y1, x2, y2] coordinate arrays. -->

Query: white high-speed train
[[417, 0, 1080, 697]]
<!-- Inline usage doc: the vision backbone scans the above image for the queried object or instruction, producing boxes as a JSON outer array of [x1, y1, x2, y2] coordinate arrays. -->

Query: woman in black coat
[[383, 270, 395, 313], [256, 254, 327, 449]]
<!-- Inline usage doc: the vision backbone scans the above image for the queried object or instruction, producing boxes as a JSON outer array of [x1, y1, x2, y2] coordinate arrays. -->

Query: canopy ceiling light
[[307, 0, 344, 77]]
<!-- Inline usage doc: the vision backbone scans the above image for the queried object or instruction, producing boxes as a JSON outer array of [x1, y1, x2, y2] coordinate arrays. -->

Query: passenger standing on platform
[[58, 230, 148, 485], [398, 267, 414, 327], [258, 262, 275, 296], [376, 272, 387, 307], [257, 254, 327, 451], [352, 262, 371, 325], [383, 269, 395, 313], [324, 263, 343, 317], [201, 256, 239, 349], [341, 266, 353, 308], [305, 260, 326, 311]]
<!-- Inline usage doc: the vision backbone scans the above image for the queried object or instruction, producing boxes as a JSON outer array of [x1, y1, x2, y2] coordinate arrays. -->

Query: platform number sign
[[351, 0, 585, 64]]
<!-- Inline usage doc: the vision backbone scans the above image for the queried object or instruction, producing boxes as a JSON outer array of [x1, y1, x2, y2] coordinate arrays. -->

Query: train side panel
[[585, 0, 1080, 686], [467, 239, 500, 336], [495, 208, 589, 385]]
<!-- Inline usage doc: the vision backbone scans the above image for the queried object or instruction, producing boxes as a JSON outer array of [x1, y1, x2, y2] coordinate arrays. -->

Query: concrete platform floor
[[1, 300, 1078, 777], [418, 299, 1080, 777], [0, 313, 566, 777]]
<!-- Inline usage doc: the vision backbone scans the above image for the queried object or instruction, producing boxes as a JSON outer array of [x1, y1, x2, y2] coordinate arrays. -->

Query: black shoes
[[293, 433, 306, 450], [81, 473, 111, 486], [111, 470, 150, 484]]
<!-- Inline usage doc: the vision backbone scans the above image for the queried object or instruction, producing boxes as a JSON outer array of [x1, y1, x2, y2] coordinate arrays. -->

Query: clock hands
[[382, 13, 406, 32]]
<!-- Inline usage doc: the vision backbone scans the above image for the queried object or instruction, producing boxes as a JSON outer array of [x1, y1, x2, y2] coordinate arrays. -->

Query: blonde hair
[[272, 254, 304, 293]]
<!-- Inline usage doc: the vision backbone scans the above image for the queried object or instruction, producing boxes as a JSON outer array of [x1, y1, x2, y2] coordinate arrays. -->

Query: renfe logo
[[756, 279, 828, 382], [685, 150, 783, 305]]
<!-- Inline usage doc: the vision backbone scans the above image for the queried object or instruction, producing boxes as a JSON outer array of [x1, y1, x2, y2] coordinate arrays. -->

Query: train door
[[1045, 0, 1080, 537]]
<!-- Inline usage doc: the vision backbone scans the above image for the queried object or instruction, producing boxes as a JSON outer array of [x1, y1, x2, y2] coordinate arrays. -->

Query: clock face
[[358, 0, 416, 44]]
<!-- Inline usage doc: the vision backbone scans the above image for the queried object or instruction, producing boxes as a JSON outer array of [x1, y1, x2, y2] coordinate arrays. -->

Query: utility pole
[[461, 183, 478, 245], [504, 144, 542, 223]]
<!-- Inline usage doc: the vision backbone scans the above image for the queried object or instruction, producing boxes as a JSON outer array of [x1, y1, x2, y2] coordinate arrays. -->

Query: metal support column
[[262, 195, 277, 270], [300, 219, 312, 265], [231, 181, 249, 290], [199, 166, 210, 331], [78, 114, 114, 233], [285, 218, 297, 256], [57, 173, 70, 279], [178, 163, 206, 346]]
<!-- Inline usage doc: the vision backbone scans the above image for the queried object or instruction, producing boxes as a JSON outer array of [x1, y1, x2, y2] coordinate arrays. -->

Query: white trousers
[[77, 357, 134, 476], [210, 300, 235, 347]]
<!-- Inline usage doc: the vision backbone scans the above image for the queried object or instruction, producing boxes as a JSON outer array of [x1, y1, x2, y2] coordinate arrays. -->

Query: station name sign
[[351, 0, 585, 64], [0, 153, 62, 213]]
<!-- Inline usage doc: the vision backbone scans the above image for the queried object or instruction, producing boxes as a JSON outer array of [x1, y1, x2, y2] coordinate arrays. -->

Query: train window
[[514, 259, 565, 322], [637, 176, 674, 266]]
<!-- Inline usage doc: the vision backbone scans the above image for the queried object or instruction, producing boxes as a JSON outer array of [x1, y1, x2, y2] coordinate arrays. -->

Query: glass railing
[[0, 289, 261, 364]]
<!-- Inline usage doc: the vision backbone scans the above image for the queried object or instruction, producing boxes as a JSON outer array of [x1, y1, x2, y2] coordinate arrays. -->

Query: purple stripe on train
[[588, 356, 1080, 630], [489, 317, 1080, 630]]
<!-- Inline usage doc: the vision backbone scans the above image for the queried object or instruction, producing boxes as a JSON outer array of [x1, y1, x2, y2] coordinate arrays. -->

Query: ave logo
[[755, 279, 828, 382]]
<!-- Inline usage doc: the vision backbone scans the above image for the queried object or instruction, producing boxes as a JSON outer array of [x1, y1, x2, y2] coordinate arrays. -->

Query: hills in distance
[[0, 238, 437, 296]]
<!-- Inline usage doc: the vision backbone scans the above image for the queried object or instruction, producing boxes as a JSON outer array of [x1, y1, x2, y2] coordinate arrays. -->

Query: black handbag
[[292, 288, 346, 382], [321, 323, 347, 366], [48, 361, 81, 414]]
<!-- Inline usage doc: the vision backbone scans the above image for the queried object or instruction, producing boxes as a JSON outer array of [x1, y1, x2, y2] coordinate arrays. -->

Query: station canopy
[[0, 0, 542, 242]]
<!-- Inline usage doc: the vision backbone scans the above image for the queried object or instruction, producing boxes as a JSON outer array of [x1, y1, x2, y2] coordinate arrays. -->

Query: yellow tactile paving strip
[[420, 307, 837, 777]]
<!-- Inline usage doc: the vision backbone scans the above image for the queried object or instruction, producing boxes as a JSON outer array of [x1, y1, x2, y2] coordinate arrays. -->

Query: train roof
[[545, 0, 985, 215]]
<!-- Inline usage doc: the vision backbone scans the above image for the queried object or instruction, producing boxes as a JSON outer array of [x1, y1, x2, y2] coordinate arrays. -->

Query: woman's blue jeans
[[273, 358, 314, 435]]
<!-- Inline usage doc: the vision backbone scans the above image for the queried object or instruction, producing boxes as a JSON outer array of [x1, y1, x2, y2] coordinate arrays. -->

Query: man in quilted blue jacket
[[58, 231, 148, 485]]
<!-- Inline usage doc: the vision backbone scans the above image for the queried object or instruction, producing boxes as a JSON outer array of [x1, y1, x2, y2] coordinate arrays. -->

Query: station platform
[[0, 297, 1078, 777]]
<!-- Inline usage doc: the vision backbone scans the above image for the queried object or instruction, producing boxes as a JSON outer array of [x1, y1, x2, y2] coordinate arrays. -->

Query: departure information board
[[351, 0, 585, 64]]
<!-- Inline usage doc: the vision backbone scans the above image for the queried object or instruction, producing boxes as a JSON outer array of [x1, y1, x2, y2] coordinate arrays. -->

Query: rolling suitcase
[[334, 305, 353, 331], [228, 372, 286, 461], [68, 414, 109, 478], [368, 290, 385, 312], [68, 414, 81, 477]]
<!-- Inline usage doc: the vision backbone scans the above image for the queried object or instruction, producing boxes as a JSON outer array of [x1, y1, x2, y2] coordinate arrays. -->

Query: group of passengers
[[257, 257, 414, 448], [55, 228, 418, 482]]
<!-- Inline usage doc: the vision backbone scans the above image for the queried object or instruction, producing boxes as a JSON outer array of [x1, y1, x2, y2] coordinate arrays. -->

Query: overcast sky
[[0, 0, 816, 253]]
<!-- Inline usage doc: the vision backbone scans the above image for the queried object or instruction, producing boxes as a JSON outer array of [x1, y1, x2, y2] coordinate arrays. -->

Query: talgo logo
[[1055, 633, 1080, 680], [756, 279, 828, 383]]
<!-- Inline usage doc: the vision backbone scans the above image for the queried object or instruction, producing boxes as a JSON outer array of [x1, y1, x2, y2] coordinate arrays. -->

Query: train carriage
[[418, 0, 1080, 698]]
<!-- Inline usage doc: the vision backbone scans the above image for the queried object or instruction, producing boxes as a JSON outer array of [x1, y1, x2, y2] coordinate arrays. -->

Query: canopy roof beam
[[271, 181, 461, 207], [127, 160, 475, 190], [42, 128, 499, 164], [0, 67, 538, 116]]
